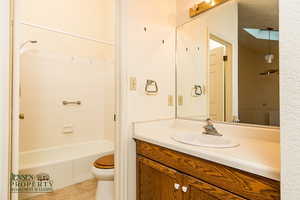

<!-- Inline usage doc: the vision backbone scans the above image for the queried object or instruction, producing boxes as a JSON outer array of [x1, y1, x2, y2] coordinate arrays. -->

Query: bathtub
[[19, 140, 113, 199]]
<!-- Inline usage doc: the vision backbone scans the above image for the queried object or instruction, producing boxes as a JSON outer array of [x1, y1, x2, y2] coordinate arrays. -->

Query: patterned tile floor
[[26, 179, 97, 200]]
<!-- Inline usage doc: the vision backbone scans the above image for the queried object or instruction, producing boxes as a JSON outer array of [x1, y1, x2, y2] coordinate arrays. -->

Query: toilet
[[92, 154, 114, 200]]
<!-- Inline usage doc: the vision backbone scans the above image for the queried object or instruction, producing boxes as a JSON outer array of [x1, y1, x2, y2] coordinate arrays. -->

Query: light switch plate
[[168, 95, 174, 106], [178, 95, 183, 106], [129, 77, 137, 91]]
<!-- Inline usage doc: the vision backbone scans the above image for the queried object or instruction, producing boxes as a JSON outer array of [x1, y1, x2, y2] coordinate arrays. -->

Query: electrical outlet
[[129, 77, 137, 91], [168, 95, 174, 106]]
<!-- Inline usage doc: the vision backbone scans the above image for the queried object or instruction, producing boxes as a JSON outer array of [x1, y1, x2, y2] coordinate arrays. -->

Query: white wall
[[18, 0, 115, 152], [280, 0, 300, 199], [21, 0, 115, 44], [125, 3, 176, 122], [0, 0, 11, 198], [118, 0, 176, 199], [177, 21, 208, 119], [176, 0, 238, 118]]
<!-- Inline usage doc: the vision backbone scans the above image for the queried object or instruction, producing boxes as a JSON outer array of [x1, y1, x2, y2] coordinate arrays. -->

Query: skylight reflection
[[243, 28, 279, 41]]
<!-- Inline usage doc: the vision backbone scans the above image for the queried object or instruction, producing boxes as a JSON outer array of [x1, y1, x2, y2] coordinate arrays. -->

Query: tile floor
[[26, 179, 97, 200]]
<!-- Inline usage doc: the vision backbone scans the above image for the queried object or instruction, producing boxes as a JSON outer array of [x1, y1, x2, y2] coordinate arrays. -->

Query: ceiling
[[238, 0, 279, 54]]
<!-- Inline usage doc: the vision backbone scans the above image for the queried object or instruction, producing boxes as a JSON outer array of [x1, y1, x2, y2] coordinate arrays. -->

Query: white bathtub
[[19, 140, 113, 199]]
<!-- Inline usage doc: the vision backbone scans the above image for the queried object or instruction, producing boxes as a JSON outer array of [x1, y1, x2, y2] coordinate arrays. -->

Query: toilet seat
[[94, 154, 114, 169]]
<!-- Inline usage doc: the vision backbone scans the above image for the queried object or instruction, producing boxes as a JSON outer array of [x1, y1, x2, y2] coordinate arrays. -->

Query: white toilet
[[91, 154, 114, 200]]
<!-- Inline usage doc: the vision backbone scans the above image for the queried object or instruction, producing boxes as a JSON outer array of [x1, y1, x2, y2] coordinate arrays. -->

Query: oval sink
[[171, 132, 239, 148]]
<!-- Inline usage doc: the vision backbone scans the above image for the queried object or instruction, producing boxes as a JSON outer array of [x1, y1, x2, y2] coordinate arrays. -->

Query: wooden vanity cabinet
[[136, 140, 280, 200], [182, 175, 246, 200], [137, 156, 182, 200], [137, 156, 245, 200]]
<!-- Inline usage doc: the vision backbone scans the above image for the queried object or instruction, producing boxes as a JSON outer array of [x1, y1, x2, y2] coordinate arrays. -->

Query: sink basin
[[171, 132, 239, 148]]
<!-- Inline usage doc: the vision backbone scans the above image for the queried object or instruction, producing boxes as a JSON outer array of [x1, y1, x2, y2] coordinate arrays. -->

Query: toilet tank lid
[[94, 154, 114, 169]]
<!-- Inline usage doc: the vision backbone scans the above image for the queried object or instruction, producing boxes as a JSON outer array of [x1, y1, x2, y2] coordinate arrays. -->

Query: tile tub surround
[[133, 119, 280, 181]]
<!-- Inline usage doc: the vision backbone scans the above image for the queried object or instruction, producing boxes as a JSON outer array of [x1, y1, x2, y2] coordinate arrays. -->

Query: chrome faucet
[[203, 118, 222, 136]]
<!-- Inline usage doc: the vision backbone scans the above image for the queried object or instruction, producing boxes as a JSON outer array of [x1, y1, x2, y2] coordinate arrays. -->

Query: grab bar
[[62, 100, 81, 106]]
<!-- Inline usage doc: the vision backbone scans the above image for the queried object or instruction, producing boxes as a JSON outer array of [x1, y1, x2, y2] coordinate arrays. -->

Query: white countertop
[[133, 119, 280, 181]]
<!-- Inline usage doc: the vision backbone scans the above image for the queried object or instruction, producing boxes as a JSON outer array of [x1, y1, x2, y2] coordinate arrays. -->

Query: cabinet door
[[137, 156, 182, 200], [182, 175, 246, 200]]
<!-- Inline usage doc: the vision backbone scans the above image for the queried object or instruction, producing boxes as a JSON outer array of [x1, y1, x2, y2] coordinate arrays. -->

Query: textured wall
[[280, 0, 300, 199], [0, 0, 11, 198], [125, 1, 176, 122], [118, 0, 176, 199]]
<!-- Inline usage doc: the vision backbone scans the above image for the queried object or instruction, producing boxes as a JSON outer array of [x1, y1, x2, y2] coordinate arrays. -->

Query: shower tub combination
[[19, 140, 113, 199]]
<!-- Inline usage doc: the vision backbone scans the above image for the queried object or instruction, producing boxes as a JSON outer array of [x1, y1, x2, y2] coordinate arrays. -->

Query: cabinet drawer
[[136, 140, 280, 200]]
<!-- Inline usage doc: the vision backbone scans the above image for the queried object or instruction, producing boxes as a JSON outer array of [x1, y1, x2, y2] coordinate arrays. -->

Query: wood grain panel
[[183, 174, 246, 200], [137, 156, 182, 200], [136, 140, 280, 200]]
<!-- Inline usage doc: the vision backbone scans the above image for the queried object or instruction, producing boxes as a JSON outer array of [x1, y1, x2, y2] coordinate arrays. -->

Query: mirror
[[176, 0, 279, 127]]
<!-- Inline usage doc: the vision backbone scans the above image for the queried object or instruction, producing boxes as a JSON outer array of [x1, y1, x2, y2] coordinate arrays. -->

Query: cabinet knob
[[174, 183, 180, 190], [182, 186, 188, 193]]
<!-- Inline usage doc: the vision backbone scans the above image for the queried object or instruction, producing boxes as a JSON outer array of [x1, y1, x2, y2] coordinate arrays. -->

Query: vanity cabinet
[[182, 174, 245, 200], [137, 156, 245, 200], [136, 140, 280, 200], [137, 156, 182, 200]]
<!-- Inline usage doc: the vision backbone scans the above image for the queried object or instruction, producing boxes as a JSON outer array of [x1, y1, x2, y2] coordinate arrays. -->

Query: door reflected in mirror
[[176, 0, 279, 127], [208, 35, 233, 122]]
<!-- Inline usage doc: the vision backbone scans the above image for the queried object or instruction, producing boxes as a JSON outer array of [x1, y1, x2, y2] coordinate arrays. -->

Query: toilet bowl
[[91, 154, 114, 200]]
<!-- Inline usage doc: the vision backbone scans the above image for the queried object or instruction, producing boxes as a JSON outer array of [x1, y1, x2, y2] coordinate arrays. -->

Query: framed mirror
[[176, 0, 279, 127]]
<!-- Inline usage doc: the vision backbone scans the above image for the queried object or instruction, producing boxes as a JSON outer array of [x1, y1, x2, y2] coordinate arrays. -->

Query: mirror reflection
[[176, 0, 279, 127]]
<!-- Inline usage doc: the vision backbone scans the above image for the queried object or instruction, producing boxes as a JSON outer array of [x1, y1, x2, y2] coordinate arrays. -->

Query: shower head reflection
[[20, 40, 38, 54]]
